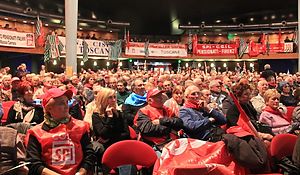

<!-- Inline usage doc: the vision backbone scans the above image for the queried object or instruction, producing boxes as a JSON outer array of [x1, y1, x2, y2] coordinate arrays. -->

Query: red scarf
[[263, 106, 286, 118], [184, 100, 201, 109]]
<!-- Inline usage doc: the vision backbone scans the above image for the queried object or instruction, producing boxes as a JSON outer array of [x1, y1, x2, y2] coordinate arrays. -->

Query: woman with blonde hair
[[164, 85, 184, 116], [92, 87, 130, 148], [259, 89, 294, 135]]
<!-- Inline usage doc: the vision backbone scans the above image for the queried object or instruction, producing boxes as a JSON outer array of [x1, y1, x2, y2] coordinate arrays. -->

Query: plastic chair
[[101, 140, 157, 173], [270, 133, 298, 160], [1, 101, 16, 125], [284, 106, 295, 123], [128, 126, 137, 140]]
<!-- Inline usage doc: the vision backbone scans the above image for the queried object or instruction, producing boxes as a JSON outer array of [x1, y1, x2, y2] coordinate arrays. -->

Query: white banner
[[125, 42, 188, 57], [0, 29, 35, 48], [58, 36, 110, 56]]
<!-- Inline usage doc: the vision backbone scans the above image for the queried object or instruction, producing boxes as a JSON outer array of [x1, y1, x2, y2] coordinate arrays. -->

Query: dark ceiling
[[1, 0, 298, 35]]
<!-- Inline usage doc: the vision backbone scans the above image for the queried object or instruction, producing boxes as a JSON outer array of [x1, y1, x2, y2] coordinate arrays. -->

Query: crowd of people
[[0, 63, 300, 174]]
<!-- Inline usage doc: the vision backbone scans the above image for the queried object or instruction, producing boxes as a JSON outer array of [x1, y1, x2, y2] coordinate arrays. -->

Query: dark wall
[[258, 59, 298, 74]]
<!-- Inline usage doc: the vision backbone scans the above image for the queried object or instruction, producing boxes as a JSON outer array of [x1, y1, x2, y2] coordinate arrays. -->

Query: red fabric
[[263, 106, 286, 119], [147, 88, 163, 101], [36, 20, 45, 47], [153, 138, 246, 175], [134, 105, 178, 144], [270, 134, 298, 160], [248, 40, 260, 57], [184, 100, 201, 109], [228, 92, 258, 136], [278, 29, 282, 45], [26, 118, 89, 175], [284, 106, 295, 123], [226, 126, 253, 137], [192, 34, 198, 54], [126, 30, 130, 49], [128, 126, 137, 139], [102, 140, 157, 169], [42, 88, 73, 107], [1, 101, 16, 124]]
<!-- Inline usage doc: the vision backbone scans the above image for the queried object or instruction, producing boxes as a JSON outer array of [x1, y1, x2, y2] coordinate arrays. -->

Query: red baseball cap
[[147, 88, 163, 101], [42, 88, 73, 107]]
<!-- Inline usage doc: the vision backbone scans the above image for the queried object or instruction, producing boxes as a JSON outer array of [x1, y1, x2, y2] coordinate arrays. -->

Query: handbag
[[254, 121, 275, 135]]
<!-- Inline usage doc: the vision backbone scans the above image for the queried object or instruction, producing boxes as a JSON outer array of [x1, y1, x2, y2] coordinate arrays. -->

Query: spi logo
[[51, 133, 75, 165]]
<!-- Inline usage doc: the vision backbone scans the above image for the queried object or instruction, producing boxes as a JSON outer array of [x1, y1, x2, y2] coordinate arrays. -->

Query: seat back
[[128, 126, 137, 139], [284, 106, 295, 123], [102, 140, 157, 169], [270, 133, 298, 160], [1, 101, 16, 125]]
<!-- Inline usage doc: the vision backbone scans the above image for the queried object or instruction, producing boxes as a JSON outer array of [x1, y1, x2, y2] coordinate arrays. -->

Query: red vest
[[134, 105, 179, 145], [27, 118, 90, 175]]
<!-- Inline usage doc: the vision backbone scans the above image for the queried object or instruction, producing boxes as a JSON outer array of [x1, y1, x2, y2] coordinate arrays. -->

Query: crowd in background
[[0, 63, 300, 174]]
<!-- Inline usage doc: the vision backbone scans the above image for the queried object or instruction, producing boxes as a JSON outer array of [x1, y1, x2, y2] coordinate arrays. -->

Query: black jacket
[[92, 111, 130, 148]]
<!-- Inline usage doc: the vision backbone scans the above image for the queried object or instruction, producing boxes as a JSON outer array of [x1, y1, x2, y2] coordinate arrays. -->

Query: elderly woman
[[226, 83, 274, 140], [179, 85, 226, 142], [164, 85, 184, 116], [26, 88, 95, 175], [259, 89, 293, 135], [7, 81, 44, 125]]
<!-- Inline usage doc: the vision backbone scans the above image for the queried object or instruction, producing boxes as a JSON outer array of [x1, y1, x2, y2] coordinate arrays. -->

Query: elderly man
[[135, 88, 183, 149], [123, 79, 147, 127], [162, 80, 173, 98], [250, 79, 269, 115], [209, 80, 227, 111]]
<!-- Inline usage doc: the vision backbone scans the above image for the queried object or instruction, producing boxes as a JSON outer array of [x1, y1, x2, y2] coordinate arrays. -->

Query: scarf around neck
[[44, 115, 71, 128], [184, 100, 201, 109], [263, 106, 285, 118], [124, 92, 147, 106]]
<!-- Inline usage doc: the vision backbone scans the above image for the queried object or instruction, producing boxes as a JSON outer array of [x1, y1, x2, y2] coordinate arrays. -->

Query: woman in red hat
[[26, 88, 95, 175]]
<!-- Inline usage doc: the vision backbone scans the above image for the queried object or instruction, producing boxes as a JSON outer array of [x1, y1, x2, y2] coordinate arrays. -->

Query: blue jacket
[[179, 107, 226, 140]]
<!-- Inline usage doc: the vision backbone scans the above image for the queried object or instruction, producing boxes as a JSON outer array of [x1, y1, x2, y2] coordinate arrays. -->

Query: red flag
[[36, 18, 45, 47], [192, 34, 198, 54], [228, 91, 259, 136], [248, 40, 260, 57], [126, 30, 130, 49], [261, 33, 267, 54], [278, 29, 282, 45]]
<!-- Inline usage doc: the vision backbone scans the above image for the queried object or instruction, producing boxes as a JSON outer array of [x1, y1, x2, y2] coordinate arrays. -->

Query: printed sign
[[0, 29, 35, 48], [125, 42, 188, 57], [58, 36, 110, 56]]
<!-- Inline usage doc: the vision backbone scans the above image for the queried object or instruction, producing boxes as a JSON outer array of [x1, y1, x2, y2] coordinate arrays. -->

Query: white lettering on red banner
[[51, 133, 75, 165], [195, 44, 237, 56], [125, 42, 188, 57], [0, 29, 35, 48], [58, 36, 110, 56]]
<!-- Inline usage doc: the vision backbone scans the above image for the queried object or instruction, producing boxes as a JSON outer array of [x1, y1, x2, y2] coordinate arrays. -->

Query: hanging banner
[[246, 42, 293, 56], [0, 29, 35, 48], [194, 42, 293, 57], [125, 42, 188, 57], [194, 44, 238, 56], [58, 36, 110, 56]]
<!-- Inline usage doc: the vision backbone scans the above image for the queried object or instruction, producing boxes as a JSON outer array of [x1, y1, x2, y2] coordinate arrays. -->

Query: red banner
[[194, 44, 238, 56], [153, 138, 246, 175]]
